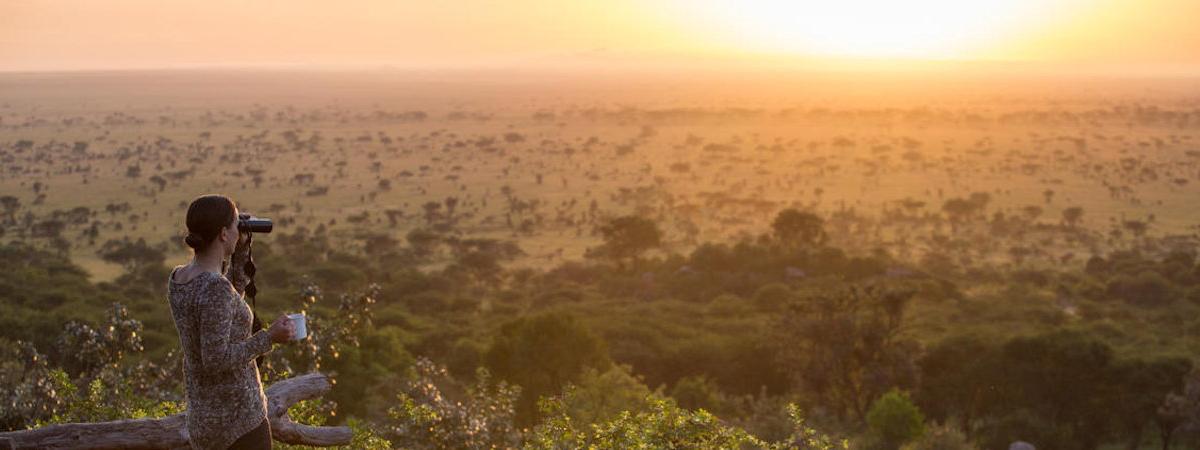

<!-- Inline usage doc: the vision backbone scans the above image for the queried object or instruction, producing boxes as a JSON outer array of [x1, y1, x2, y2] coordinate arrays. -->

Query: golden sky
[[2, 0, 1199, 72]]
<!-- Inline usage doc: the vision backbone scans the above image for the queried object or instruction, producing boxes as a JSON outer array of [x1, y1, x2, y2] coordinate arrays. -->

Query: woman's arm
[[224, 231, 252, 297], [196, 278, 273, 375]]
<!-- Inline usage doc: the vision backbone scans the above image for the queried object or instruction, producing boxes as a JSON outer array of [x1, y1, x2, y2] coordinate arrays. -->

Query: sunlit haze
[[679, 0, 1075, 59], [2, 0, 1200, 73]]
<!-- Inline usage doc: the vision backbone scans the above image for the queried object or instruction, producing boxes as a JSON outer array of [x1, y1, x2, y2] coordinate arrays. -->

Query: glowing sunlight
[[681, 0, 1082, 59]]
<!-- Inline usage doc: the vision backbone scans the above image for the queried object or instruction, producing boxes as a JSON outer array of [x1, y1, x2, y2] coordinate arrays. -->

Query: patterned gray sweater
[[168, 246, 274, 450]]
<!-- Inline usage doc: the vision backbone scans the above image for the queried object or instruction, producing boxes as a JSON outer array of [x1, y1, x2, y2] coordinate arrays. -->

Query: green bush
[[527, 397, 847, 450], [866, 389, 925, 450], [36, 368, 183, 426], [485, 312, 612, 426], [559, 364, 655, 425], [707, 293, 752, 316], [900, 422, 977, 450], [753, 283, 793, 310], [385, 357, 520, 449], [670, 374, 730, 414], [276, 399, 392, 450], [1106, 270, 1174, 307]]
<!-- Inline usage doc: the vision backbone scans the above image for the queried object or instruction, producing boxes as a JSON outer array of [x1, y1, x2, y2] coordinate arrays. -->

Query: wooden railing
[[0, 372, 352, 450]]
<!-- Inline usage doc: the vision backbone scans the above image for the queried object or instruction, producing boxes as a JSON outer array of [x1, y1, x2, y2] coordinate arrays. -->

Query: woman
[[168, 194, 294, 450]]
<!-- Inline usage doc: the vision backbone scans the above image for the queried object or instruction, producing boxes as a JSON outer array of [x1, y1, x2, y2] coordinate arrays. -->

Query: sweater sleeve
[[224, 238, 252, 297], [196, 278, 273, 375]]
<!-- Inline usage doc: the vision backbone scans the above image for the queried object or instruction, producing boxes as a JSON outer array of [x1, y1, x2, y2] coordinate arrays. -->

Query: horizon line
[[3, 57, 1200, 79]]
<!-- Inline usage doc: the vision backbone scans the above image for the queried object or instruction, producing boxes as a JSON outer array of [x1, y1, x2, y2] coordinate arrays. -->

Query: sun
[[681, 0, 1077, 60]]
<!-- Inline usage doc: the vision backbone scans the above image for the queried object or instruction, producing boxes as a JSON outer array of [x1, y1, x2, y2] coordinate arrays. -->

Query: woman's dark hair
[[184, 194, 236, 252]]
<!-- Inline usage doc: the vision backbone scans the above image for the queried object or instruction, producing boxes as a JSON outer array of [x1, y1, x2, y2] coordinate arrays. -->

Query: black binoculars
[[237, 213, 273, 234]]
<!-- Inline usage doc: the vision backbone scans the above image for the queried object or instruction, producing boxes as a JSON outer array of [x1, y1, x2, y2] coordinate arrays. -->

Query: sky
[[2, 0, 1199, 73]]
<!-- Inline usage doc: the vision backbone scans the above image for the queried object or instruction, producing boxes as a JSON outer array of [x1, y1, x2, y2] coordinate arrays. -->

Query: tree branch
[[0, 372, 352, 450]]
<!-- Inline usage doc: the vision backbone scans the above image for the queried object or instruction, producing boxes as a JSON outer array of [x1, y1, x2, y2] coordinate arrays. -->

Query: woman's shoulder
[[170, 269, 233, 295], [170, 266, 216, 284]]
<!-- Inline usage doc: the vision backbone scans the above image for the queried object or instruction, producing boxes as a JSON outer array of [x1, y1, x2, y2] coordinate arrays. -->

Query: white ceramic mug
[[288, 313, 308, 340]]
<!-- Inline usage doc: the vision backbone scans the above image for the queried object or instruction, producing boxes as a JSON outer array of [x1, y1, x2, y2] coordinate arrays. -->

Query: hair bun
[[184, 233, 204, 250]]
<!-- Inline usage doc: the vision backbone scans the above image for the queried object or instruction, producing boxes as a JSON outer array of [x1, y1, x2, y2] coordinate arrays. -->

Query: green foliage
[[311, 260, 369, 292], [8, 195, 1200, 450], [590, 215, 662, 269], [337, 416, 395, 450], [0, 241, 117, 351], [780, 403, 852, 450], [865, 389, 925, 450], [559, 364, 655, 425], [263, 279, 411, 420], [98, 237, 166, 272], [670, 374, 726, 413], [1160, 368, 1200, 449], [706, 292, 753, 316], [1109, 356, 1192, 447], [1106, 269, 1174, 306], [527, 397, 847, 449], [943, 329, 1140, 450], [732, 393, 813, 443], [528, 397, 754, 449], [914, 333, 996, 428], [775, 281, 919, 422], [754, 282, 793, 310], [940, 196, 987, 223], [1, 304, 182, 432], [899, 422, 976, 450], [0, 339, 56, 430], [281, 398, 336, 430], [772, 209, 826, 248], [919, 329, 1196, 450], [485, 312, 613, 426], [443, 237, 525, 287], [54, 303, 143, 379], [570, 295, 789, 400], [1061, 207, 1084, 228], [276, 399, 392, 450], [385, 357, 520, 449], [35, 368, 183, 426], [992, 330, 1114, 448]]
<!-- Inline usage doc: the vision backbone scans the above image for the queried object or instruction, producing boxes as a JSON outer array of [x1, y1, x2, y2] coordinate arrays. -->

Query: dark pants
[[228, 418, 272, 450]]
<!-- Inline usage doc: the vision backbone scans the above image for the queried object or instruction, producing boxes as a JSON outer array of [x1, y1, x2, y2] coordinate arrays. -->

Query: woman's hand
[[236, 230, 252, 249], [235, 213, 253, 251], [267, 314, 294, 344]]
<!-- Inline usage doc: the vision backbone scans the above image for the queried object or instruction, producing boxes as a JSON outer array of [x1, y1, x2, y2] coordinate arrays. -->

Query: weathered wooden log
[[263, 372, 354, 447], [0, 372, 352, 450]]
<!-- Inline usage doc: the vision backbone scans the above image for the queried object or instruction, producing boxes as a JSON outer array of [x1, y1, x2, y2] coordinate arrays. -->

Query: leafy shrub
[[485, 312, 612, 426], [670, 374, 727, 413], [707, 293, 752, 316], [754, 282, 793, 310], [899, 422, 977, 450], [1106, 270, 1174, 306], [865, 389, 925, 450], [34, 368, 183, 426], [527, 397, 847, 450], [385, 357, 520, 449], [559, 364, 655, 425]]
